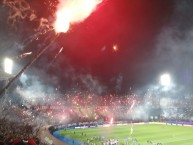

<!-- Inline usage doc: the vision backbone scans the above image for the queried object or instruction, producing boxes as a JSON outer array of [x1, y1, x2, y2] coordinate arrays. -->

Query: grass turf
[[59, 124, 193, 145]]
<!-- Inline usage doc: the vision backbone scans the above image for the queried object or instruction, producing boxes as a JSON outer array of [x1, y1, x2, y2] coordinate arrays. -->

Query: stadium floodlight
[[4, 57, 13, 74], [160, 73, 171, 87]]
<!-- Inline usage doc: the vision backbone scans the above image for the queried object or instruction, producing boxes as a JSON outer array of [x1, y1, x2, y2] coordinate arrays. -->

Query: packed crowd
[[9, 92, 193, 125], [1, 90, 193, 145], [0, 118, 46, 145]]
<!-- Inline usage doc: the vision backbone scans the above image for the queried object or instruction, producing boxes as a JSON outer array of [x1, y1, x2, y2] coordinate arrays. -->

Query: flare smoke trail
[[2, 0, 37, 27]]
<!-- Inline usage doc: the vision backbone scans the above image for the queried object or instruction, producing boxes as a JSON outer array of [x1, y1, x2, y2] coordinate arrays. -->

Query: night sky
[[1, 0, 193, 95]]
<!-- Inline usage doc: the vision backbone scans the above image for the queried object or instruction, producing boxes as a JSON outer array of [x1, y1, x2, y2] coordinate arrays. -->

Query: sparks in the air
[[54, 0, 103, 33], [59, 47, 64, 53], [130, 100, 136, 110], [113, 44, 119, 52]]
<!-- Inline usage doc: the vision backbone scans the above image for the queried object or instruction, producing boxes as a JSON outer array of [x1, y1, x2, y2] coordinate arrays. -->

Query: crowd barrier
[[50, 123, 98, 145], [53, 130, 82, 145], [166, 121, 193, 126]]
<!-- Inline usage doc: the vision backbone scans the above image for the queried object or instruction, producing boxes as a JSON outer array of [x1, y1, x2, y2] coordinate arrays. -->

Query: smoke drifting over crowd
[[0, 0, 193, 127]]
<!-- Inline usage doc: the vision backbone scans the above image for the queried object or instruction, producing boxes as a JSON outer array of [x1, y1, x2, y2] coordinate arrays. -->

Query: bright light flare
[[160, 73, 171, 87], [54, 0, 103, 33], [113, 44, 118, 52], [4, 57, 13, 74]]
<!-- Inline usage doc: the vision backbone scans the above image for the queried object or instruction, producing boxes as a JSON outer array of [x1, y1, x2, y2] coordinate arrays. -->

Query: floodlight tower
[[159, 73, 173, 92], [160, 73, 171, 88], [4, 57, 13, 75], [0, 57, 14, 102], [158, 73, 172, 121]]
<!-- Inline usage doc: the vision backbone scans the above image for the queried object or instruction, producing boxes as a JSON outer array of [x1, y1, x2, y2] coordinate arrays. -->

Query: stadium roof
[[0, 69, 13, 80]]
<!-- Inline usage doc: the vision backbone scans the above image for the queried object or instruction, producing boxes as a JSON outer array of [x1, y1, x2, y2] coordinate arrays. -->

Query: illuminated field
[[59, 124, 193, 145]]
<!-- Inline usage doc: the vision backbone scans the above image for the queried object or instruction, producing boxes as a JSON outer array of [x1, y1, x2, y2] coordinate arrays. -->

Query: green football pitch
[[59, 124, 193, 145]]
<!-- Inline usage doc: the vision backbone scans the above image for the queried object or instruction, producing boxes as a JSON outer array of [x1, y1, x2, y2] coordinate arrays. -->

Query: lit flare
[[54, 0, 103, 33]]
